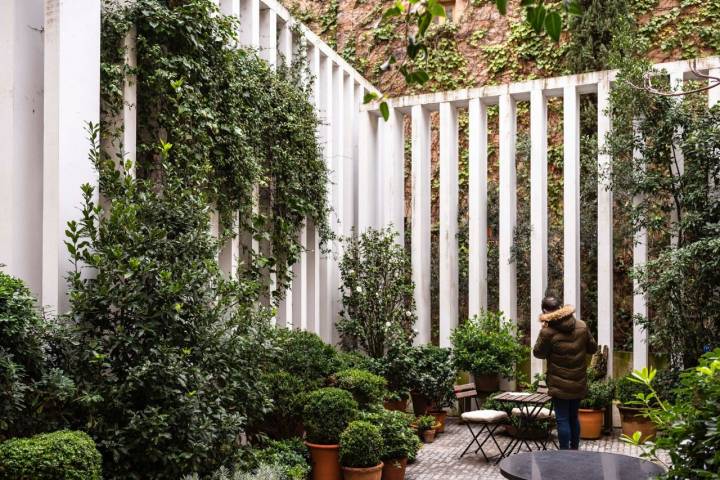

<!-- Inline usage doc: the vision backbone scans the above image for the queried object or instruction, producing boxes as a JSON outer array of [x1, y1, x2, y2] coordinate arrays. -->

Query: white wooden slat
[[358, 111, 378, 232], [383, 107, 405, 243], [292, 225, 308, 330], [632, 118, 649, 371], [277, 20, 293, 68], [710, 68, 720, 107], [328, 64, 344, 345], [411, 105, 432, 345], [307, 219, 320, 334], [530, 87, 548, 378], [597, 74, 614, 374], [563, 85, 581, 319], [239, 0, 260, 48], [498, 93, 518, 324], [219, 0, 240, 16], [318, 54, 334, 343], [468, 98, 488, 318], [439, 102, 459, 348], [343, 76, 357, 238], [42, 0, 101, 313], [259, 8, 277, 68]]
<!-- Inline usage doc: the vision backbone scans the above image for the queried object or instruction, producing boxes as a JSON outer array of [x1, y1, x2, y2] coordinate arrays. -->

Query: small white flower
[[405, 310, 412, 317], [355, 286, 363, 293], [413, 329, 419, 334], [385, 321, 392, 328]]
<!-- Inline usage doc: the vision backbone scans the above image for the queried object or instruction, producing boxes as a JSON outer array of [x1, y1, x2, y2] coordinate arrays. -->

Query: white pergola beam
[[439, 102, 459, 347], [411, 105, 432, 345], [563, 85, 581, 319], [530, 87, 548, 377], [468, 98, 488, 317], [498, 93, 518, 324]]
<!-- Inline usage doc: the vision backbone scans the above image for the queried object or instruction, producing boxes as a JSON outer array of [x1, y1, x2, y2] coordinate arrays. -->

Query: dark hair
[[542, 292, 562, 313]]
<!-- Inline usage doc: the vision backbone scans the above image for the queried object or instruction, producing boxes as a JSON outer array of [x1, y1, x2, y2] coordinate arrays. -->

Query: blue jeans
[[553, 399, 580, 449]]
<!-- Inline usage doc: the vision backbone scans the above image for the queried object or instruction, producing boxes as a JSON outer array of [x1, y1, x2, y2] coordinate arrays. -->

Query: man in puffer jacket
[[533, 293, 597, 450]]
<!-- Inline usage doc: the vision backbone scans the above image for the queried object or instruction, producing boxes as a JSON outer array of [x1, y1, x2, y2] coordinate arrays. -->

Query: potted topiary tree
[[450, 311, 527, 392], [303, 388, 358, 480], [616, 374, 657, 441], [415, 415, 439, 443], [332, 369, 388, 411], [339, 421, 384, 480], [579, 379, 614, 439], [360, 410, 420, 480], [406, 345, 456, 432]]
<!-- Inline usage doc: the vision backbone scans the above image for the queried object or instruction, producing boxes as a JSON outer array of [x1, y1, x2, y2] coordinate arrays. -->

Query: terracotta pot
[[473, 373, 500, 392], [422, 429, 437, 443], [342, 462, 383, 480], [427, 410, 447, 433], [619, 406, 657, 441], [306, 441, 342, 480], [410, 391, 430, 416], [579, 408, 605, 440], [381, 457, 407, 480], [384, 398, 408, 412]]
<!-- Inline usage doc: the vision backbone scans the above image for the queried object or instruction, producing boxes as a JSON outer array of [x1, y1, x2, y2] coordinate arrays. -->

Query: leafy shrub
[[415, 416, 436, 432], [268, 329, 340, 387], [185, 463, 288, 480], [616, 373, 655, 407], [333, 369, 387, 409], [450, 311, 527, 379], [337, 346, 414, 402], [254, 371, 307, 439], [0, 430, 102, 480], [653, 369, 681, 405], [0, 270, 75, 438], [253, 439, 309, 480], [303, 388, 358, 445], [339, 421, 383, 468], [338, 227, 416, 358], [406, 345, 456, 408], [359, 410, 420, 461], [580, 379, 615, 410]]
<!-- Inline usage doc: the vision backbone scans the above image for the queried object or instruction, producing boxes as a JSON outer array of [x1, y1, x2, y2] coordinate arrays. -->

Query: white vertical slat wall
[[362, 56, 720, 375]]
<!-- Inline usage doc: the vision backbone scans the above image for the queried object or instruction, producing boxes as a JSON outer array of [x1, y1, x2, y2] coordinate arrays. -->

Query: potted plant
[[416, 415, 439, 443], [333, 368, 388, 411], [304, 388, 359, 480], [406, 345, 456, 432], [579, 379, 614, 439], [450, 311, 527, 392], [616, 374, 657, 441], [360, 410, 420, 480], [339, 420, 384, 480]]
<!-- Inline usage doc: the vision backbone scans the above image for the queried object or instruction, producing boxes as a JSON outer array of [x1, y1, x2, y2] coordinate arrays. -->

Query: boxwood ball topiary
[[303, 388, 358, 445], [0, 430, 102, 480], [339, 421, 383, 469], [333, 369, 387, 409]]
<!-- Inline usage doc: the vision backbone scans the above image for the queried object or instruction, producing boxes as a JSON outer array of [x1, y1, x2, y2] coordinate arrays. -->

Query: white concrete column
[[358, 110, 378, 232], [219, 215, 240, 279], [468, 98, 488, 318], [220, 0, 240, 16], [328, 64, 345, 345], [530, 87, 548, 377], [259, 8, 277, 67], [383, 107, 405, 242], [632, 118, 648, 371], [563, 85, 581, 319], [277, 286, 292, 328], [43, 0, 101, 313], [353, 83, 364, 227], [0, 0, 45, 298], [292, 225, 308, 330], [306, 219, 320, 333], [239, 0, 260, 48], [343, 76, 357, 237], [278, 20, 293, 68], [439, 102, 459, 348], [411, 105, 432, 345], [498, 93, 518, 324], [709, 68, 720, 107], [597, 74, 614, 374]]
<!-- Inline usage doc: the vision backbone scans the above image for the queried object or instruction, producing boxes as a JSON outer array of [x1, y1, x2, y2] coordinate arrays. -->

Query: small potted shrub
[[579, 379, 614, 439], [416, 415, 439, 443], [339, 421, 384, 480], [406, 345, 456, 432], [333, 369, 387, 410], [616, 374, 657, 441], [360, 410, 420, 480], [303, 388, 358, 480], [450, 311, 527, 392]]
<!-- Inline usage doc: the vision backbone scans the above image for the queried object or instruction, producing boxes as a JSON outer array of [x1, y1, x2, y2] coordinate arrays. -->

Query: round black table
[[499, 451, 666, 480]]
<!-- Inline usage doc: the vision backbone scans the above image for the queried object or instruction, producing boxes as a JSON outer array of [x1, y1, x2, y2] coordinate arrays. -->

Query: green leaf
[[526, 5, 546, 34], [363, 92, 380, 104], [417, 11, 432, 36], [427, 0, 446, 18], [379, 101, 390, 121], [564, 0, 583, 15], [544, 11, 562, 41], [382, 5, 402, 20], [495, 0, 508, 15]]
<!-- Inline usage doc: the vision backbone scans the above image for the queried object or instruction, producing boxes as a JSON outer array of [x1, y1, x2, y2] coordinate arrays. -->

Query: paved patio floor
[[406, 417, 658, 480]]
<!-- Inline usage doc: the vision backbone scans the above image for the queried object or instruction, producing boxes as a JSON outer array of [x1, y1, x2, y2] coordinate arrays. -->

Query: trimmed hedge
[[339, 421, 383, 469], [333, 369, 387, 409], [303, 388, 358, 445], [0, 430, 102, 480]]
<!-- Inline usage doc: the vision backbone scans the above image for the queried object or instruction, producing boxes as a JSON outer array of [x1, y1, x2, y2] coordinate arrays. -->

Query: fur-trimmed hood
[[539, 305, 576, 333]]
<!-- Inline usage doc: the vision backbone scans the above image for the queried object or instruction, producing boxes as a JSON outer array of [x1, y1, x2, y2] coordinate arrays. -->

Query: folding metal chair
[[454, 383, 508, 462]]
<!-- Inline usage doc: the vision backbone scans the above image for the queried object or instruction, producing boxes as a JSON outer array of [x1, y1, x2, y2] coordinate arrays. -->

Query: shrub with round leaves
[[406, 345, 456, 408], [580, 379, 615, 410], [303, 388, 358, 445], [267, 329, 340, 387], [0, 430, 102, 480], [360, 410, 420, 461], [339, 421, 383, 469], [333, 369, 387, 409]]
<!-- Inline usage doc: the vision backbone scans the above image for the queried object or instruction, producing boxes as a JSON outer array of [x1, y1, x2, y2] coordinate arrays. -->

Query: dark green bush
[[580, 379, 615, 410], [254, 371, 307, 439], [339, 421, 383, 469], [333, 369, 387, 409], [0, 271, 75, 439], [360, 410, 420, 461], [0, 430, 101, 480], [617, 374, 655, 406], [415, 415, 436, 432], [303, 388, 358, 445], [268, 329, 340, 387], [253, 438, 310, 480], [406, 345, 456, 408]]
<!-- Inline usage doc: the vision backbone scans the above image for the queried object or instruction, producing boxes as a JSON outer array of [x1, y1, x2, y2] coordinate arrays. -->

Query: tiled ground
[[406, 417, 657, 480]]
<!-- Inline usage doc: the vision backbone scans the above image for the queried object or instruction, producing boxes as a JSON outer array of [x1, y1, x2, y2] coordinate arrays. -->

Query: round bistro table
[[499, 450, 666, 480]]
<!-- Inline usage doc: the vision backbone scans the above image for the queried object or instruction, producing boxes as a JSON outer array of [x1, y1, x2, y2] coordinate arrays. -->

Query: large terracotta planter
[[579, 408, 605, 440], [618, 406, 657, 441], [473, 373, 500, 392], [384, 398, 408, 412], [342, 462, 383, 480], [381, 457, 407, 480], [410, 391, 430, 415], [427, 410, 447, 433], [306, 441, 342, 480], [422, 429, 437, 443]]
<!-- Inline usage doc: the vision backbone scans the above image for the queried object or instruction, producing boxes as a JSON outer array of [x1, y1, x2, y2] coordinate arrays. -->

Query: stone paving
[[406, 417, 655, 480]]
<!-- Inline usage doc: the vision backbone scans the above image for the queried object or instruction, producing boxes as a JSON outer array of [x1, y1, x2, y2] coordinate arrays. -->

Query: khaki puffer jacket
[[532, 305, 597, 400]]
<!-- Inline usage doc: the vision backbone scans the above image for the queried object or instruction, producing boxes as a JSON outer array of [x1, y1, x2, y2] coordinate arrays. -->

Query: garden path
[[406, 417, 659, 480]]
